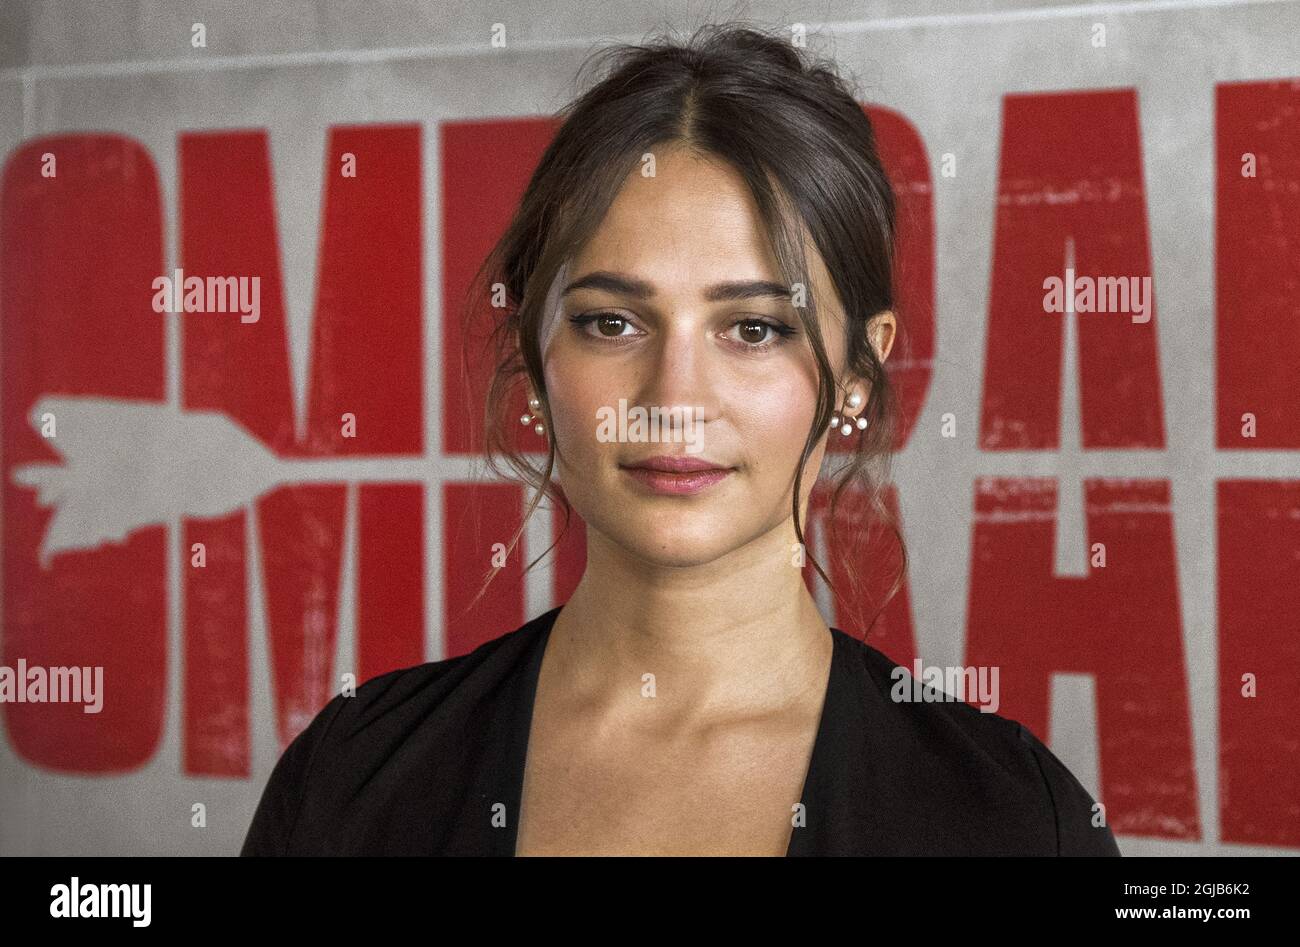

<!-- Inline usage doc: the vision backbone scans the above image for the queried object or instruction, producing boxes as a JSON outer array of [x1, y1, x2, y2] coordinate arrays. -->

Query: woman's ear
[[868, 310, 896, 363]]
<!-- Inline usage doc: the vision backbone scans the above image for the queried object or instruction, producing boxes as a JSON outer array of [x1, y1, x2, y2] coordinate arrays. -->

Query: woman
[[241, 24, 1120, 857]]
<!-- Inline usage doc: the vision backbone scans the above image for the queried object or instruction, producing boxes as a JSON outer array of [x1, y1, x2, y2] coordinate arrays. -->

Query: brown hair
[[460, 22, 907, 636]]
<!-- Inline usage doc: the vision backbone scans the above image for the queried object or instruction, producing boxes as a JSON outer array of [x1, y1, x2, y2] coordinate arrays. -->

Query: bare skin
[[514, 143, 895, 856]]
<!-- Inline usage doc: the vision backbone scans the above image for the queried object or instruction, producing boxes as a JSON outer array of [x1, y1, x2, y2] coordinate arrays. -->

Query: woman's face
[[541, 144, 874, 568]]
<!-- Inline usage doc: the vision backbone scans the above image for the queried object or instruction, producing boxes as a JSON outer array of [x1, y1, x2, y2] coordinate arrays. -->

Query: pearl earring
[[520, 396, 545, 436], [828, 392, 868, 436]]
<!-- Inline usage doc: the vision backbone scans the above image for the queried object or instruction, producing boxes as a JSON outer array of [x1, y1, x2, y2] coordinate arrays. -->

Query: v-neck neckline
[[501, 606, 841, 857]]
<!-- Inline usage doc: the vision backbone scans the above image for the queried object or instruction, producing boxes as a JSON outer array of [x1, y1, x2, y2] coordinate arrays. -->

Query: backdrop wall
[[1, 0, 1297, 855]]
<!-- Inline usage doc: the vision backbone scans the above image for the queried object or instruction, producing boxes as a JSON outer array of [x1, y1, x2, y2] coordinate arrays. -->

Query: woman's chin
[[608, 524, 745, 568]]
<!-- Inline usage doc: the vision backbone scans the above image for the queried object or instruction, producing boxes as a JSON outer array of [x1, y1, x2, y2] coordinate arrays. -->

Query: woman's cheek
[[544, 360, 601, 452], [744, 386, 816, 457], [553, 402, 598, 463]]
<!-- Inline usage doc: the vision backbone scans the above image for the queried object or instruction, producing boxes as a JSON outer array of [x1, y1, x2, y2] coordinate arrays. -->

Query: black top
[[240, 605, 1122, 856]]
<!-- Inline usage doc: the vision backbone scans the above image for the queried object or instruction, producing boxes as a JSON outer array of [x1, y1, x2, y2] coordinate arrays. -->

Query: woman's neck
[[544, 521, 833, 727]]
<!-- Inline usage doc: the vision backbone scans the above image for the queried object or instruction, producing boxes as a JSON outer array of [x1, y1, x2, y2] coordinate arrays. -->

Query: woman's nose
[[635, 320, 720, 423]]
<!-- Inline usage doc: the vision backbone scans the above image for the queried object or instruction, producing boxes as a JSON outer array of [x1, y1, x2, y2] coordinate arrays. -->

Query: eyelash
[[567, 312, 798, 352]]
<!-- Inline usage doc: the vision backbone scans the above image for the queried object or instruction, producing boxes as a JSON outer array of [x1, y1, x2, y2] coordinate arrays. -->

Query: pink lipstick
[[619, 455, 735, 496]]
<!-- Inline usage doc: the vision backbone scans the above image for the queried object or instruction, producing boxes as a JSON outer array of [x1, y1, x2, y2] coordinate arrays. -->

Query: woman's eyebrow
[[562, 270, 793, 302]]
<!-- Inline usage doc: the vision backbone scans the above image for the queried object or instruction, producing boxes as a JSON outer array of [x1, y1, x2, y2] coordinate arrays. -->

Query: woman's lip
[[621, 466, 734, 496], [622, 455, 733, 473]]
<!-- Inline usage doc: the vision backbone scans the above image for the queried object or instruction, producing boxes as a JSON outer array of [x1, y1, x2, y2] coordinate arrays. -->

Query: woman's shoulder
[[240, 610, 553, 855], [338, 611, 549, 726], [322, 606, 560, 753], [828, 628, 1122, 856]]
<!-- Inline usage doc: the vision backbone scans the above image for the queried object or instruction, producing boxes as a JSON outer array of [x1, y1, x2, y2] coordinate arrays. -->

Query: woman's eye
[[569, 312, 637, 339], [730, 318, 796, 348], [568, 312, 796, 349], [594, 314, 632, 337], [736, 320, 771, 345]]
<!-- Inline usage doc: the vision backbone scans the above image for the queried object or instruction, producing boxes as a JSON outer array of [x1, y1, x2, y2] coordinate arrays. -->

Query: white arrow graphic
[[10, 395, 390, 568]]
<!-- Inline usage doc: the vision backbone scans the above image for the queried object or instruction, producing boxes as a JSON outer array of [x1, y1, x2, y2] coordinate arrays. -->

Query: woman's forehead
[[582, 171, 772, 271], [564, 235, 841, 325], [570, 186, 835, 307], [554, 145, 842, 318]]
